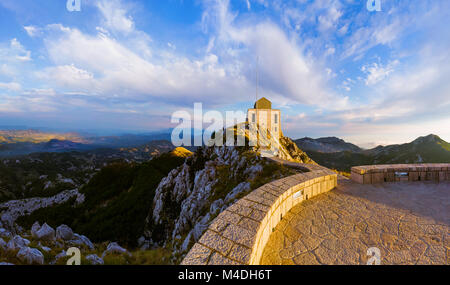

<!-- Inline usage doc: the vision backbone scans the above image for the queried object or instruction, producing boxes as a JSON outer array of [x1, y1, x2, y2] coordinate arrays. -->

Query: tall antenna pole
[[256, 56, 259, 102]]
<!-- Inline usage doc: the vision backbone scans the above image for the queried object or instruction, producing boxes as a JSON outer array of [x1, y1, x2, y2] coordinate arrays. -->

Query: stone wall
[[181, 169, 337, 265], [351, 163, 450, 184]]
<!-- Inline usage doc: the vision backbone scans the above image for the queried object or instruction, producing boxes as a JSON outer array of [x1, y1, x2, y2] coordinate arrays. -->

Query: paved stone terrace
[[181, 169, 337, 265], [261, 180, 449, 265]]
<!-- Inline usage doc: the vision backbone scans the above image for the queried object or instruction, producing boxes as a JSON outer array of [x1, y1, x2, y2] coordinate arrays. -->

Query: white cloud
[[96, 0, 135, 34], [22, 88, 56, 97], [318, 5, 342, 32], [167, 42, 176, 50], [25, 0, 347, 110], [36, 64, 96, 92], [40, 23, 251, 105], [338, 23, 348, 36], [361, 60, 399, 86], [291, 46, 450, 144], [201, 0, 348, 109], [325, 46, 335, 56], [0, 81, 21, 91], [245, 0, 251, 10], [325, 68, 336, 79], [10, 38, 31, 61], [340, 77, 355, 92], [2, 0, 449, 142], [0, 64, 15, 77], [24, 26, 41, 37], [341, 17, 403, 60], [0, 38, 31, 62], [0, 88, 58, 114]]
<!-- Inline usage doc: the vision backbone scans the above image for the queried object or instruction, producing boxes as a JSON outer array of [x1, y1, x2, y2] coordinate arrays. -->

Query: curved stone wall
[[181, 169, 337, 265], [351, 163, 450, 184]]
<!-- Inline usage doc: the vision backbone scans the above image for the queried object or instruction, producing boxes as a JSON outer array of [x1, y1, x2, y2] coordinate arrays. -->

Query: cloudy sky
[[0, 0, 449, 147]]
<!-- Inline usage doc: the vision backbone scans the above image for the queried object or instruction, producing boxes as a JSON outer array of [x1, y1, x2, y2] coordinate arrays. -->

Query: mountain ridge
[[294, 136, 362, 153], [302, 134, 450, 172]]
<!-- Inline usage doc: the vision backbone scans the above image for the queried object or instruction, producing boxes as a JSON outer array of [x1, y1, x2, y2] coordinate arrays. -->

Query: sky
[[0, 0, 449, 148]]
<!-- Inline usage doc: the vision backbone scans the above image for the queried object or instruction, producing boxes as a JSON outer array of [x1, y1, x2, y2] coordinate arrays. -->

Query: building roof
[[254, 97, 272, 109]]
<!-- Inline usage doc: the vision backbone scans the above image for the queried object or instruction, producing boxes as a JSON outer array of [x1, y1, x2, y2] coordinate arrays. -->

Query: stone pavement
[[261, 180, 449, 265]]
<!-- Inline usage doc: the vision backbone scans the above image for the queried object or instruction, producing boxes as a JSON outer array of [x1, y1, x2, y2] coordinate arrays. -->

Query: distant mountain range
[[296, 134, 450, 172], [2, 129, 448, 173], [0, 129, 174, 156], [294, 136, 362, 153], [0, 130, 85, 144]]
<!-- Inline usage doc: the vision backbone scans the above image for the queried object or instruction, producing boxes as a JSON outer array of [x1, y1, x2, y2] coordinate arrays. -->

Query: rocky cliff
[[279, 136, 316, 163], [144, 131, 313, 262]]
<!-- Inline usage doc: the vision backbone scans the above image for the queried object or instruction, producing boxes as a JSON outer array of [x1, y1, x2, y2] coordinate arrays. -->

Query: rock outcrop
[[146, 147, 263, 251], [0, 221, 102, 265], [86, 254, 104, 265], [279, 136, 315, 164], [35, 223, 56, 241], [53, 250, 66, 264], [69, 233, 94, 250], [144, 134, 310, 262], [17, 247, 44, 265], [0, 214, 13, 230], [6, 235, 30, 251], [0, 189, 84, 226], [56, 225, 74, 241], [0, 238, 6, 250], [0, 228, 11, 239], [31, 222, 40, 238], [102, 242, 128, 258]]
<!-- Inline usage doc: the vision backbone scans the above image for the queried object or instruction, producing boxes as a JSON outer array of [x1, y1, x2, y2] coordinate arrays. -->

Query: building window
[[252, 113, 256, 122], [275, 127, 277, 132], [274, 114, 278, 124]]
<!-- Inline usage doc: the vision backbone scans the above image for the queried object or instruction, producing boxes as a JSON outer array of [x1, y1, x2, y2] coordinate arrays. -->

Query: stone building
[[247, 97, 281, 140]]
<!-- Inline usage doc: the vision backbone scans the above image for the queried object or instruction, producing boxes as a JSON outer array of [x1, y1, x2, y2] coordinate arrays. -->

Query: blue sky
[[0, 0, 449, 147]]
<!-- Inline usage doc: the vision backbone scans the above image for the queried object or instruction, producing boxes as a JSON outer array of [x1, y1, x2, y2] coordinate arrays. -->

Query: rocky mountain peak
[[412, 134, 442, 144], [316, 137, 345, 144]]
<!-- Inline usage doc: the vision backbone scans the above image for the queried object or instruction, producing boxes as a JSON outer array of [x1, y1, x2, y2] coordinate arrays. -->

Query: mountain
[[84, 132, 173, 148], [301, 151, 372, 173], [0, 140, 175, 204], [5, 125, 313, 264], [0, 131, 445, 265], [0, 129, 175, 157], [365, 134, 450, 164], [294, 136, 362, 153], [14, 148, 190, 247], [118, 140, 175, 159], [304, 134, 450, 172], [0, 130, 84, 144], [0, 130, 87, 156], [1, 136, 307, 264], [43, 139, 87, 152]]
